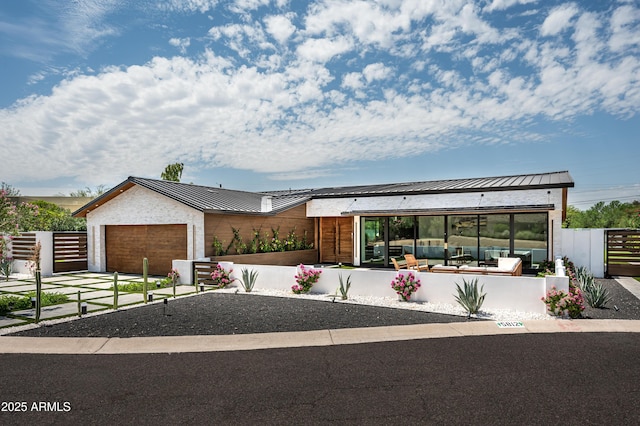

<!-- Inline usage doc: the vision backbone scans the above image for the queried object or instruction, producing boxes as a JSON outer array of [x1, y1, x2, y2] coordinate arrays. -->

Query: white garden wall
[[559, 228, 605, 277], [10, 232, 54, 277], [220, 263, 568, 315]]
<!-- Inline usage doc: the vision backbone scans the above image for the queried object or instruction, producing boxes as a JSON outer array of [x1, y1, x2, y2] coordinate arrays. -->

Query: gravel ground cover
[[7, 278, 640, 338]]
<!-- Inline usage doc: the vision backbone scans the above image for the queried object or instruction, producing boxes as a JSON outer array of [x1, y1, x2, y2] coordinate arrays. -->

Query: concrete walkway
[[2, 318, 640, 354], [616, 276, 640, 300]]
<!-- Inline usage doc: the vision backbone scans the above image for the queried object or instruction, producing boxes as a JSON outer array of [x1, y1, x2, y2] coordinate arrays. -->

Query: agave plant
[[240, 268, 258, 292], [454, 278, 487, 317], [574, 267, 611, 308], [583, 281, 612, 308], [338, 273, 352, 300]]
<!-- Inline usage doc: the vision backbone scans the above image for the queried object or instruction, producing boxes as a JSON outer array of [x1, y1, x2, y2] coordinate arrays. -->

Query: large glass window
[[389, 216, 414, 261], [448, 215, 478, 266], [361, 217, 385, 266], [479, 214, 510, 266], [417, 216, 445, 265], [359, 212, 548, 272], [514, 213, 548, 270]]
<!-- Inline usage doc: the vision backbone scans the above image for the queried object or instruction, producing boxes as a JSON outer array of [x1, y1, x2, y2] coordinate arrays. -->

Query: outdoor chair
[[391, 258, 406, 271], [404, 254, 429, 272]]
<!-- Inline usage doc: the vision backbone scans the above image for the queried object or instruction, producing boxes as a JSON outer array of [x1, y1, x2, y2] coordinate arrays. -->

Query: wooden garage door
[[106, 224, 187, 275]]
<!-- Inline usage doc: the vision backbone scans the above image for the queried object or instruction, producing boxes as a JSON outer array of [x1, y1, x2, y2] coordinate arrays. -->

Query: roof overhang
[[341, 204, 556, 216], [72, 181, 136, 218]]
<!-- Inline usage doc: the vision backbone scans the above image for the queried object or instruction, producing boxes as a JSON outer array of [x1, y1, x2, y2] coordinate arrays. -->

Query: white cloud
[[0, 0, 123, 62], [362, 63, 392, 83], [485, 0, 537, 12], [296, 36, 352, 62], [161, 0, 220, 13], [264, 14, 296, 45], [540, 3, 579, 36], [1, 0, 639, 189], [169, 37, 191, 53], [609, 4, 640, 52]]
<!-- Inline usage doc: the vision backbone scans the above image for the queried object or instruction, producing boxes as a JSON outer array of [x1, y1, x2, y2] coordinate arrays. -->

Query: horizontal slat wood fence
[[606, 230, 640, 277], [53, 232, 88, 273], [11, 233, 36, 261]]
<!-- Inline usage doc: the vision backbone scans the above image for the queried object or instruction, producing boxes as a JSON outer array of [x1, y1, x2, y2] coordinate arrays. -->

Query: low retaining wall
[[221, 264, 569, 315]]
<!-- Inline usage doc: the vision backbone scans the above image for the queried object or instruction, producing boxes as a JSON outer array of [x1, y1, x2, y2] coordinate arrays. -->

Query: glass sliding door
[[388, 216, 415, 262], [479, 214, 510, 266], [417, 216, 445, 266], [448, 215, 479, 266], [513, 213, 548, 270], [361, 217, 386, 266]]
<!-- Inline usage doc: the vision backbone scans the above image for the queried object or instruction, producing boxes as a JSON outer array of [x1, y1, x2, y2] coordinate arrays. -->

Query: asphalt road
[[1, 332, 639, 425]]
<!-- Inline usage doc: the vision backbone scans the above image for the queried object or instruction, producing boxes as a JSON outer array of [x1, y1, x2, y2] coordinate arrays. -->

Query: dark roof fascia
[[72, 180, 136, 217], [341, 204, 556, 216]]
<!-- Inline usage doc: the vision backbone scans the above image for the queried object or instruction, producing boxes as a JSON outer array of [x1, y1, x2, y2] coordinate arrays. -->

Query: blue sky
[[0, 0, 639, 209]]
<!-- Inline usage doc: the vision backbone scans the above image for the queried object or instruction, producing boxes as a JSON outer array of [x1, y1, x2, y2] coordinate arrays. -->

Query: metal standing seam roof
[[298, 170, 574, 198], [73, 171, 574, 217]]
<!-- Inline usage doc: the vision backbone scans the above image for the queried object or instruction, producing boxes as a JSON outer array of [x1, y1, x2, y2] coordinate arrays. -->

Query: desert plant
[[338, 273, 352, 300], [113, 272, 119, 309], [390, 271, 421, 301], [454, 278, 487, 317], [292, 264, 322, 294], [583, 282, 612, 308], [168, 268, 180, 298], [240, 268, 259, 292], [143, 257, 149, 303], [573, 266, 611, 308], [35, 269, 42, 323]]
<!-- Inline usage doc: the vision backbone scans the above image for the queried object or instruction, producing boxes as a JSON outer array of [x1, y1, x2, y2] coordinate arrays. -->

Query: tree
[[69, 185, 107, 198], [0, 190, 38, 235], [161, 163, 184, 182], [29, 200, 86, 231], [564, 200, 640, 229]]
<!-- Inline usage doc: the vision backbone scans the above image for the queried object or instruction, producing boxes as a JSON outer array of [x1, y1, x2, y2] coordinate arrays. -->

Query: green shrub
[[0, 292, 69, 315]]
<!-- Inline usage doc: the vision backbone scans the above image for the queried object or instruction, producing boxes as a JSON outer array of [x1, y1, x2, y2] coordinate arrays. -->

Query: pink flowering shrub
[[292, 264, 322, 294], [541, 285, 585, 318], [391, 272, 421, 301], [210, 264, 236, 288]]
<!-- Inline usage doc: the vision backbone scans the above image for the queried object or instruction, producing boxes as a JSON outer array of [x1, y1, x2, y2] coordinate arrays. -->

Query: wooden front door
[[320, 217, 353, 264]]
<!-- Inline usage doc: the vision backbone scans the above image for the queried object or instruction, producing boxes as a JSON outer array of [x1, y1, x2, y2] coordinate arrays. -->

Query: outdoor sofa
[[430, 257, 522, 276]]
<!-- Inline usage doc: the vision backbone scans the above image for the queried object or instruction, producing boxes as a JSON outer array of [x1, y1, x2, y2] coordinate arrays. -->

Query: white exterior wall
[[307, 188, 565, 265], [11, 231, 54, 277], [85, 185, 205, 272], [560, 228, 606, 277], [225, 263, 569, 315]]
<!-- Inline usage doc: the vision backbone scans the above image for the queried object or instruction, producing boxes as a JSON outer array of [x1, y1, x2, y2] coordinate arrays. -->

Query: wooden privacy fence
[[11, 233, 36, 262], [606, 229, 640, 277], [53, 232, 88, 273], [193, 261, 218, 286]]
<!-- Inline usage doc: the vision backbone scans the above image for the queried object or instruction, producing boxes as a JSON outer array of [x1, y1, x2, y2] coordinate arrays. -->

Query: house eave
[[341, 204, 556, 216]]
